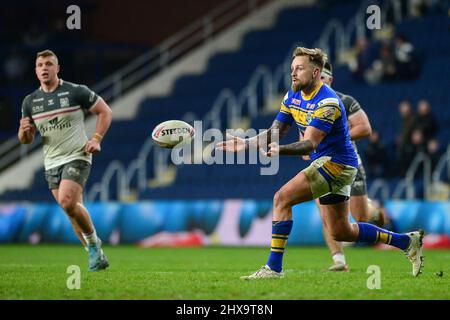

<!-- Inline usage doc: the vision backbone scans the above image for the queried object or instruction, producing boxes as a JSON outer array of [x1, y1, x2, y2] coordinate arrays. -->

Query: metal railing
[[93, 0, 270, 102], [392, 152, 432, 199], [432, 144, 450, 184], [368, 178, 391, 200], [368, 145, 450, 201]]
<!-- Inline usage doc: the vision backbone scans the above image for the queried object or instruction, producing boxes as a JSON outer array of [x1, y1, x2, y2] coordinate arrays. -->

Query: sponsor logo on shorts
[[67, 167, 80, 178]]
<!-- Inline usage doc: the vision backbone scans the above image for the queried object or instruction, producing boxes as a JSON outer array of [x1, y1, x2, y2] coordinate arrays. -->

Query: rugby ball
[[151, 120, 195, 148]]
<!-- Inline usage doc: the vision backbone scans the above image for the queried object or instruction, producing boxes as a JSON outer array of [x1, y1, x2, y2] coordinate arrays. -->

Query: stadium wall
[[1, 200, 450, 247]]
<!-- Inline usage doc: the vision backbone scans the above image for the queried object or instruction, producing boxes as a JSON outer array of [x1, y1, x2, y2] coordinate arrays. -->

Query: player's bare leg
[[317, 199, 348, 271], [273, 171, 314, 220], [241, 172, 313, 279], [320, 201, 359, 243], [51, 189, 87, 247], [57, 180, 94, 234], [57, 179, 109, 271], [321, 201, 424, 276], [367, 198, 386, 227], [350, 195, 369, 222], [319, 194, 369, 272]]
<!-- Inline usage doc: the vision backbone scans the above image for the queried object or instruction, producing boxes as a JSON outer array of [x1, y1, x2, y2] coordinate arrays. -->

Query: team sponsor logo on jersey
[[306, 111, 313, 123], [318, 97, 339, 107], [292, 98, 301, 105], [48, 99, 54, 106], [40, 117, 72, 134], [57, 91, 69, 97], [322, 107, 337, 121], [306, 103, 315, 109], [32, 105, 44, 113], [89, 91, 96, 102], [60, 97, 70, 108], [32, 98, 44, 102]]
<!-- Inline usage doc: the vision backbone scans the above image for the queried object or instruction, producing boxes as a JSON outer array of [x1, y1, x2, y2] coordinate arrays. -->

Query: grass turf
[[0, 245, 449, 300]]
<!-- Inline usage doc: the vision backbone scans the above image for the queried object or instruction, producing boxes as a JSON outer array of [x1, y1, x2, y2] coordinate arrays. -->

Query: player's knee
[[273, 190, 290, 211], [59, 197, 77, 215]]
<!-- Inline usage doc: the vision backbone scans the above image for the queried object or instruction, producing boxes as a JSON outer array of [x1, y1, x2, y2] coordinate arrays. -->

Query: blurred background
[[0, 0, 449, 247]]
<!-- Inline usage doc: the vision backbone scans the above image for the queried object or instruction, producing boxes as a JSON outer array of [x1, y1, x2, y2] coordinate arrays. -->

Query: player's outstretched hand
[[84, 139, 101, 153], [260, 142, 279, 157], [215, 133, 246, 153]]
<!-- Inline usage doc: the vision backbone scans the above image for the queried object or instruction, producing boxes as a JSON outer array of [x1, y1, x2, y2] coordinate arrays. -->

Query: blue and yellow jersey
[[275, 81, 358, 168]]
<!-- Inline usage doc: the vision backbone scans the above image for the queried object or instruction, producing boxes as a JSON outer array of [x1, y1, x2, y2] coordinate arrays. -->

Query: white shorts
[[302, 156, 357, 199]]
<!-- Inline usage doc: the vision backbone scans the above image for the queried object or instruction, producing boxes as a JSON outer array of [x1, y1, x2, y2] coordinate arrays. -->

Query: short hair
[[292, 47, 327, 69], [36, 49, 58, 63]]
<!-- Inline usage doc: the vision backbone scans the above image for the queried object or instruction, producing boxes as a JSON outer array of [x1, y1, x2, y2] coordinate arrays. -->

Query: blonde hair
[[36, 49, 58, 63], [292, 47, 327, 69]]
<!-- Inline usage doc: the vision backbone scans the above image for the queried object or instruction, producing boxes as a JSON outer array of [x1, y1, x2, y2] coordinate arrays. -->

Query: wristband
[[92, 133, 103, 142]]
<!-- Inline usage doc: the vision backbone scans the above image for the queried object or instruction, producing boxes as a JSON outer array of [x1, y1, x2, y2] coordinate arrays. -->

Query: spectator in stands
[[413, 99, 439, 143], [393, 101, 417, 176], [411, 128, 426, 154], [364, 130, 387, 179], [409, 0, 437, 16], [364, 43, 397, 85], [397, 100, 417, 146], [393, 128, 426, 176], [426, 138, 442, 172], [348, 37, 371, 81], [394, 34, 419, 80]]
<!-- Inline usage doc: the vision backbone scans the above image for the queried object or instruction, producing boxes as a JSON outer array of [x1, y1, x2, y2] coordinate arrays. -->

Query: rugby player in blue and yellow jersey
[[217, 47, 424, 278]]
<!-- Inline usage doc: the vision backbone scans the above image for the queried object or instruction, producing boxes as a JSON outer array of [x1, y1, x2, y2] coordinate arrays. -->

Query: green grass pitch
[[0, 245, 449, 300]]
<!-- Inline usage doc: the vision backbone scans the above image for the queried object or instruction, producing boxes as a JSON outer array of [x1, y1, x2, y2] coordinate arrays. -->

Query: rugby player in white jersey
[[18, 50, 112, 271]]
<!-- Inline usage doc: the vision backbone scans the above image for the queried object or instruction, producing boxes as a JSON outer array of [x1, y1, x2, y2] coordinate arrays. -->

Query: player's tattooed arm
[[278, 126, 326, 156], [215, 120, 290, 153], [246, 120, 291, 149], [278, 140, 314, 156]]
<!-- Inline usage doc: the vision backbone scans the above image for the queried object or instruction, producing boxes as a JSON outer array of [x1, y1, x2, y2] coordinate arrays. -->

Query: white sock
[[83, 230, 98, 245], [332, 252, 346, 265]]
